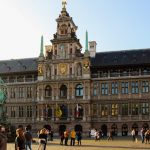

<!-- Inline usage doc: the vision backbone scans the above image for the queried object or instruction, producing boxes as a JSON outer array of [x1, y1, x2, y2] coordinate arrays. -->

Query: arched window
[[75, 84, 83, 97], [60, 85, 67, 98], [45, 85, 52, 97]]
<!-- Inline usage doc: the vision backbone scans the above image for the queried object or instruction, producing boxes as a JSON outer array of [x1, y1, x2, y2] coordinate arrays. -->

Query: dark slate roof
[[0, 58, 38, 74], [91, 49, 150, 68]]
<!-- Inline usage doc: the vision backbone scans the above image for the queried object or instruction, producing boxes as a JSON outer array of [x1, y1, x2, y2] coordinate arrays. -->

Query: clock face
[[59, 63, 67, 74]]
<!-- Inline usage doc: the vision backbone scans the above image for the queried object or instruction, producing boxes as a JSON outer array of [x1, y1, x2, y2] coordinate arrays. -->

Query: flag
[[55, 104, 62, 117]]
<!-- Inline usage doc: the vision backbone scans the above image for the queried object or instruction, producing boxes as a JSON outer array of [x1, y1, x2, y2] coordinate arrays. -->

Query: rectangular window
[[27, 106, 32, 117], [93, 104, 97, 115], [19, 87, 24, 98], [121, 82, 129, 94], [11, 107, 16, 117], [93, 82, 98, 96], [131, 81, 139, 94], [110, 70, 119, 77], [101, 105, 108, 116], [142, 81, 149, 93], [55, 68, 57, 75], [111, 82, 118, 95], [141, 103, 149, 115], [70, 67, 72, 75], [122, 103, 128, 115], [10, 88, 15, 98], [27, 87, 32, 98], [19, 106, 24, 117], [101, 83, 108, 95], [132, 103, 139, 115], [100, 71, 108, 78], [111, 104, 118, 116]]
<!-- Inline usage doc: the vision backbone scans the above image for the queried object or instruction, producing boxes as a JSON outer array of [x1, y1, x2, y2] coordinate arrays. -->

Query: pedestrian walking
[[70, 129, 76, 146], [131, 129, 135, 142], [24, 127, 32, 150], [107, 131, 113, 141], [140, 128, 145, 143], [38, 128, 48, 150], [60, 132, 64, 145], [64, 130, 69, 146], [15, 128, 25, 150], [49, 130, 53, 141], [145, 129, 150, 144], [0, 125, 7, 150], [76, 131, 82, 146]]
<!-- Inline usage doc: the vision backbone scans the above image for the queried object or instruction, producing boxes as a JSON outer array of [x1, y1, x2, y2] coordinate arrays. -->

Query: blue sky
[[0, 0, 150, 59]]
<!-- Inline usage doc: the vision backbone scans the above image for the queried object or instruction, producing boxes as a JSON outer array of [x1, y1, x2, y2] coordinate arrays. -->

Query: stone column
[[36, 105, 40, 121], [83, 82, 86, 100], [56, 83, 59, 100], [67, 82, 70, 100], [72, 83, 75, 99]]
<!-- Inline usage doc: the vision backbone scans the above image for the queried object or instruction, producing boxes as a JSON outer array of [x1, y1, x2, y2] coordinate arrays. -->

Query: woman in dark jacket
[[15, 128, 25, 150]]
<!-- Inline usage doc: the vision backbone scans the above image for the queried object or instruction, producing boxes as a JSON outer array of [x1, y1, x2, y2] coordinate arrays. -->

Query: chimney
[[89, 41, 97, 57]]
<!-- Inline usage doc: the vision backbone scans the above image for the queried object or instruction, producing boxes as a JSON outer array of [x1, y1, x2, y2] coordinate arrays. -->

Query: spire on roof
[[84, 30, 90, 57], [40, 35, 44, 57], [85, 30, 88, 51]]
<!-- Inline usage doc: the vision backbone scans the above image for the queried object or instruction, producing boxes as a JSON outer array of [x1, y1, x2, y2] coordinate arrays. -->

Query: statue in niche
[[77, 63, 82, 76]]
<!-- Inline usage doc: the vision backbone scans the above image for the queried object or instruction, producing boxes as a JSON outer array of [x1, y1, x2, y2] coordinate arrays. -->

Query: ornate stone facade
[[0, 4, 150, 137]]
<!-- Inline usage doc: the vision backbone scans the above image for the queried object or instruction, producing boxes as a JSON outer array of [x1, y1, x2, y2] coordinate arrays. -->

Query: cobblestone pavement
[[7, 137, 150, 150]]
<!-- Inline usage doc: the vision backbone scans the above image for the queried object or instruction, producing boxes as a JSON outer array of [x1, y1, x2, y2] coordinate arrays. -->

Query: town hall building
[[0, 1, 150, 136]]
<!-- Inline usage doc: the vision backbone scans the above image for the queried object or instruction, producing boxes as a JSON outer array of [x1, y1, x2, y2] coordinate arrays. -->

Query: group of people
[[140, 128, 150, 144], [60, 129, 82, 146], [15, 125, 32, 150], [89, 129, 105, 141], [15, 125, 53, 150]]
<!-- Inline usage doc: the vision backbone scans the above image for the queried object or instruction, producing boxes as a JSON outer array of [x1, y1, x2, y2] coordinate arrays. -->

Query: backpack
[[24, 131, 32, 141]]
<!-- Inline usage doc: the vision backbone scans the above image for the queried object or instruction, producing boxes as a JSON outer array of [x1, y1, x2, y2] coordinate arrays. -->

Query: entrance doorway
[[132, 123, 138, 135], [142, 123, 149, 130], [59, 125, 66, 135], [75, 125, 82, 132], [122, 124, 128, 136], [111, 124, 118, 136]]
